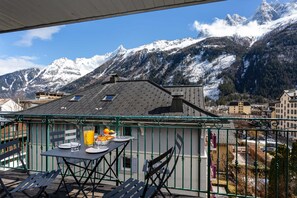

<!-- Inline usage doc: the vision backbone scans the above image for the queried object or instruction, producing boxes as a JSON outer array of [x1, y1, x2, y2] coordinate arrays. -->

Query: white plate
[[85, 147, 109, 154], [58, 143, 80, 149], [113, 136, 131, 142]]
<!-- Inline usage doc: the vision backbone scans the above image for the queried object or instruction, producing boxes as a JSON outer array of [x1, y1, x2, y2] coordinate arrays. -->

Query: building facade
[[275, 89, 297, 139], [20, 92, 65, 110], [228, 101, 251, 115]]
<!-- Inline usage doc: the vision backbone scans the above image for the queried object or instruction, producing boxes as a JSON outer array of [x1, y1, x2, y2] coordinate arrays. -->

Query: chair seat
[[0, 140, 61, 197], [103, 178, 156, 198], [10, 170, 60, 193], [104, 146, 174, 198]]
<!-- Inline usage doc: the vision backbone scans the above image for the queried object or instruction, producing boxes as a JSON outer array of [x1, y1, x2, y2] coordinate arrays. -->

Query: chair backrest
[[49, 131, 64, 148], [64, 129, 77, 141], [0, 140, 27, 195], [0, 140, 28, 176], [0, 139, 27, 169], [143, 146, 174, 196], [50, 129, 78, 148], [171, 133, 184, 174], [162, 133, 184, 188]]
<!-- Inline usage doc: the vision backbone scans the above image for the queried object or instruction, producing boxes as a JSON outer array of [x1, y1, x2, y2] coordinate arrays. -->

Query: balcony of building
[[0, 114, 296, 197]]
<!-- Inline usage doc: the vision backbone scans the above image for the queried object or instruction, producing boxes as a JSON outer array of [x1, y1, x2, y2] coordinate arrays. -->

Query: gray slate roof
[[19, 80, 217, 117], [164, 85, 205, 108]]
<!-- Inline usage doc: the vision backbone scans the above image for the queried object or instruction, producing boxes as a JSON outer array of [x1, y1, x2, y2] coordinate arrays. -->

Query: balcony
[[0, 114, 296, 197]]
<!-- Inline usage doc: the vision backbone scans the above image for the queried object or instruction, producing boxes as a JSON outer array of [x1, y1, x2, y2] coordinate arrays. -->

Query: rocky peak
[[225, 14, 247, 26], [252, 0, 281, 24]]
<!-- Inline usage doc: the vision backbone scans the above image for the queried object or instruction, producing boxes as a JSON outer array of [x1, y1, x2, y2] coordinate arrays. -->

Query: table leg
[[61, 141, 131, 197], [74, 157, 104, 197], [63, 158, 92, 197], [116, 148, 119, 186], [95, 141, 130, 187]]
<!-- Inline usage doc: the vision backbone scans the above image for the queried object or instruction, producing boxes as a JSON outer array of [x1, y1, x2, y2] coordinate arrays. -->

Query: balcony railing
[[0, 113, 296, 198]]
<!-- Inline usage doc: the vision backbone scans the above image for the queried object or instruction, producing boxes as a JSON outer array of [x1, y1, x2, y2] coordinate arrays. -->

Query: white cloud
[[0, 56, 45, 76], [193, 19, 270, 38], [15, 26, 62, 47]]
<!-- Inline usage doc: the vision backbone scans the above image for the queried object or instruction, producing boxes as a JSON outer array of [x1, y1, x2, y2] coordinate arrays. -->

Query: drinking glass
[[71, 139, 80, 152], [83, 126, 95, 146]]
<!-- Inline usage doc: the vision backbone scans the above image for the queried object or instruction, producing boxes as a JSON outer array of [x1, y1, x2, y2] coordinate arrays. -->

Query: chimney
[[170, 92, 184, 112], [110, 74, 119, 83]]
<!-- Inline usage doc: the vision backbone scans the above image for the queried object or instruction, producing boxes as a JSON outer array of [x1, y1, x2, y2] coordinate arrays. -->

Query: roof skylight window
[[69, 95, 83, 102], [102, 95, 115, 101]]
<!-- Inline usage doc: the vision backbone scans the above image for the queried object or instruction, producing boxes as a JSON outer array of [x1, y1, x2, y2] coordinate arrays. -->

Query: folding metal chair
[[103, 146, 174, 198], [142, 133, 184, 197], [0, 140, 60, 198], [50, 129, 79, 148], [49, 129, 84, 193]]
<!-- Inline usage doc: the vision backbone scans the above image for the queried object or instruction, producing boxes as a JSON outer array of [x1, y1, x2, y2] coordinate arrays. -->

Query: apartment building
[[275, 89, 297, 139], [20, 92, 65, 110], [228, 101, 251, 115]]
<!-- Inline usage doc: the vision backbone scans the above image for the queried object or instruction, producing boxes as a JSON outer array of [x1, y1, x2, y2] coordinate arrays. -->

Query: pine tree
[[290, 142, 297, 195], [268, 145, 290, 198], [290, 142, 297, 175]]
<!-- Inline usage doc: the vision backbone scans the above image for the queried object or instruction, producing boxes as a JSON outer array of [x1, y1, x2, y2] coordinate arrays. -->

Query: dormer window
[[69, 95, 83, 102], [102, 95, 115, 101]]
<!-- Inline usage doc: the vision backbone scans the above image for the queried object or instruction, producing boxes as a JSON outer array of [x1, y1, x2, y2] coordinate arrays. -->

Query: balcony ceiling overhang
[[0, 0, 223, 34]]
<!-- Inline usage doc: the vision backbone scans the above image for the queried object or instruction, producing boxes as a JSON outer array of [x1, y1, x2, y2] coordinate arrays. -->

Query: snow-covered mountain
[[0, 38, 202, 98], [194, 0, 297, 39], [252, 0, 282, 24], [30, 54, 114, 90], [1, 0, 297, 101], [0, 52, 115, 98]]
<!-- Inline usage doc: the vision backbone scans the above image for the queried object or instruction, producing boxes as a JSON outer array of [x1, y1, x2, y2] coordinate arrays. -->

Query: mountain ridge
[[1, 1, 297, 103]]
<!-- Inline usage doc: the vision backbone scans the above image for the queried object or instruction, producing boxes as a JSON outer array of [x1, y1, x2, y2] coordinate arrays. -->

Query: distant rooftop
[[229, 101, 251, 106], [283, 89, 297, 102], [0, 99, 10, 106], [285, 89, 297, 97]]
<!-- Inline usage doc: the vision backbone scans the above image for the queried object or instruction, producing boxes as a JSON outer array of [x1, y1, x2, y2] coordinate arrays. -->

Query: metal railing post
[[45, 116, 49, 172], [207, 128, 211, 198], [115, 117, 120, 186]]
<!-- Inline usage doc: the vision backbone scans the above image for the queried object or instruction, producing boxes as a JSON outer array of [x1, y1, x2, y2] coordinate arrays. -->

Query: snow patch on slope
[[129, 38, 202, 54], [2, 86, 8, 91], [184, 55, 236, 100]]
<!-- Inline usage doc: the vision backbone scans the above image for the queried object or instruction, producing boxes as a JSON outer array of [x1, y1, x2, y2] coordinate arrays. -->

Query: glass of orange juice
[[83, 126, 95, 146]]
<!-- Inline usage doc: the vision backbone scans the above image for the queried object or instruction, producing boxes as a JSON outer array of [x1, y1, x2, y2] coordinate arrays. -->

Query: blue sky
[[0, 0, 291, 75]]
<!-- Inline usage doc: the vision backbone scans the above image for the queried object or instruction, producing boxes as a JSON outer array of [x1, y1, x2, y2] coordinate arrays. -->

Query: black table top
[[41, 141, 128, 161]]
